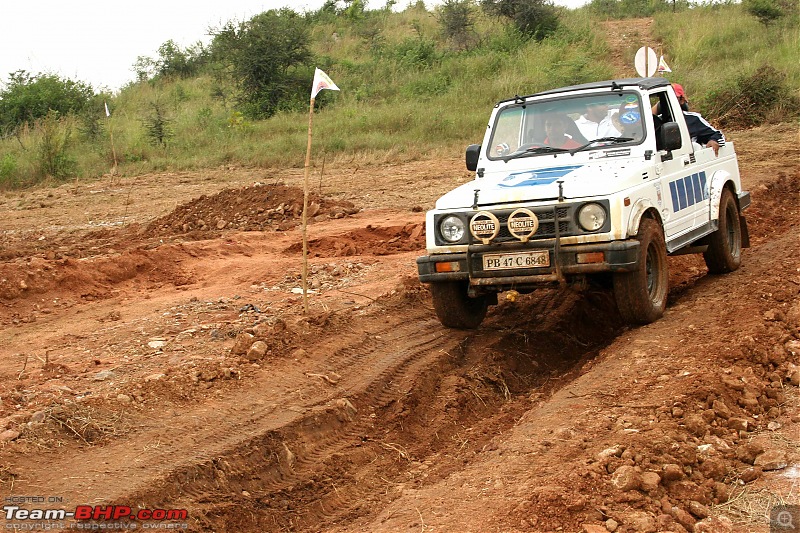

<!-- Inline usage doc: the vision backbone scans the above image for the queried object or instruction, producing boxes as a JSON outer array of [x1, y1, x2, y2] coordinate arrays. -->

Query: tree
[[142, 100, 174, 147], [133, 40, 209, 82], [210, 9, 313, 119], [480, 0, 560, 40], [743, 0, 792, 25], [0, 71, 94, 134], [438, 0, 478, 50]]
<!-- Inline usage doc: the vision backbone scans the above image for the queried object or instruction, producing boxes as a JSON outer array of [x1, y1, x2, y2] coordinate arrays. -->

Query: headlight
[[577, 203, 606, 231], [440, 215, 465, 242]]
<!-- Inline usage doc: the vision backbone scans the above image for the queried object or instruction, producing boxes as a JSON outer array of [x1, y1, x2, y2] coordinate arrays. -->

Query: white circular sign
[[634, 47, 658, 77]]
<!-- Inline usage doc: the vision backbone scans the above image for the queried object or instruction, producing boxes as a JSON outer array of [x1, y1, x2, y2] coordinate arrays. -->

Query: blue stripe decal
[[692, 173, 703, 202], [498, 165, 583, 188], [699, 171, 707, 199], [684, 176, 695, 206], [676, 179, 687, 210], [669, 181, 679, 212], [670, 171, 710, 212]]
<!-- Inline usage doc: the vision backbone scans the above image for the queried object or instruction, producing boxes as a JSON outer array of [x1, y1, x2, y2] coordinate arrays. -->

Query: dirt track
[[1, 119, 799, 532]]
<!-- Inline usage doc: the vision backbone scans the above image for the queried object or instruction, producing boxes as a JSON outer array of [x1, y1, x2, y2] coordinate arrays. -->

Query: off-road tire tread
[[613, 218, 669, 324], [704, 188, 742, 274], [430, 281, 488, 329]]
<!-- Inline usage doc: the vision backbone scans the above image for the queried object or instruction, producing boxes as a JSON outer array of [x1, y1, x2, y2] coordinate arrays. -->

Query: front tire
[[430, 281, 488, 329], [704, 188, 742, 274], [613, 218, 669, 324]]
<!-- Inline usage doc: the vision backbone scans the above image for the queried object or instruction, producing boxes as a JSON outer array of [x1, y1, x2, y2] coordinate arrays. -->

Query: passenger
[[575, 101, 622, 141], [544, 115, 582, 149], [612, 101, 644, 141], [653, 84, 726, 156], [673, 84, 726, 157]]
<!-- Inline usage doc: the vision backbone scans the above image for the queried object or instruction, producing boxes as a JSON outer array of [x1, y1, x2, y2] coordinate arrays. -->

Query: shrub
[[36, 110, 76, 179], [705, 65, 799, 128], [743, 0, 797, 25], [0, 154, 17, 186], [142, 101, 174, 147], [385, 38, 441, 68], [480, 0, 560, 40], [210, 9, 312, 119], [0, 72, 95, 134], [438, 0, 478, 50]]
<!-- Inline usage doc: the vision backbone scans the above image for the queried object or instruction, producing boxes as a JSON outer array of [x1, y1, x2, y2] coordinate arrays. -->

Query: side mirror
[[660, 122, 682, 152], [465, 144, 481, 171]]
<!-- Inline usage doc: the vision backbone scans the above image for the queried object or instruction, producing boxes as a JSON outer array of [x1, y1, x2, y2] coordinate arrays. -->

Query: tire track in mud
[[109, 288, 624, 531], [9, 307, 460, 504]]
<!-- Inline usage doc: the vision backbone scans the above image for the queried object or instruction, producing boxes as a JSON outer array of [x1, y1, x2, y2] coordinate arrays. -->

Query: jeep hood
[[435, 160, 651, 210]]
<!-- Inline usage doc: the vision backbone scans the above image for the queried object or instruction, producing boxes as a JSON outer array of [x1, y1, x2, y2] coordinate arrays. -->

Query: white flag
[[310, 68, 339, 99], [657, 56, 672, 73], [104, 102, 111, 117]]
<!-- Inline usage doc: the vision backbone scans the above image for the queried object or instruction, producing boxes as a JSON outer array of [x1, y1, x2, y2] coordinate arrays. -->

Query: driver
[[544, 115, 582, 149]]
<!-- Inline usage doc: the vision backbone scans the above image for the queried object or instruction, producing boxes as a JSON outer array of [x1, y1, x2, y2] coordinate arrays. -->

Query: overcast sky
[[1, 0, 588, 93]]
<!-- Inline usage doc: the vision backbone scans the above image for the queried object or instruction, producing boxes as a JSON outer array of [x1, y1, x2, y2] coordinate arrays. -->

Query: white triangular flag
[[104, 101, 111, 117], [310, 68, 339, 99], [657, 56, 672, 73]]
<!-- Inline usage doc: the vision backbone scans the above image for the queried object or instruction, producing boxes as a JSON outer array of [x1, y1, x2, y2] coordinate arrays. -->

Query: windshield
[[487, 91, 645, 160]]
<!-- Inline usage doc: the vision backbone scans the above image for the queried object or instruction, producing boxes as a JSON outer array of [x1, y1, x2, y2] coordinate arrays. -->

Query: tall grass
[[652, 4, 799, 115], [0, 3, 796, 189]]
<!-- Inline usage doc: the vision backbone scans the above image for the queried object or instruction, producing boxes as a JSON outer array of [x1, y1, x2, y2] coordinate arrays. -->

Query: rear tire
[[704, 188, 742, 274], [430, 281, 488, 329], [613, 218, 669, 324]]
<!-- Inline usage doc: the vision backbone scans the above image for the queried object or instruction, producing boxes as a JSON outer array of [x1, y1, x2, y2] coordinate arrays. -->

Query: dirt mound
[[0, 246, 193, 307], [744, 169, 799, 245], [284, 223, 425, 257], [145, 183, 359, 238]]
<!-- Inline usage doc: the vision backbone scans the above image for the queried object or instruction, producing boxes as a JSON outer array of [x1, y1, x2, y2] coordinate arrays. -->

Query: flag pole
[[109, 124, 118, 175], [301, 67, 339, 314], [105, 102, 118, 180], [301, 96, 316, 314]]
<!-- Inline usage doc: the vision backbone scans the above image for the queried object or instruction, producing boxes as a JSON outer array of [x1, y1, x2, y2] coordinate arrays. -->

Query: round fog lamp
[[440, 215, 465, 242], [578, 203, 606, 231]]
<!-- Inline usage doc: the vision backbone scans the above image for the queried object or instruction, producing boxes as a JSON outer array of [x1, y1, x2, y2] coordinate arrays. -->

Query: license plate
[[482, 250, 550, 270]]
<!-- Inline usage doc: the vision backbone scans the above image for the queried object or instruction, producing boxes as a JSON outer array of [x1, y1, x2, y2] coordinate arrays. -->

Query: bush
[[481, 0, 560, 40], [0, 71, 95, 134], [743, 0, 794, 25], [0, 153, 17, 186], [705, 65, 799, 128], [210, 9, 313, 119], [403, 73, 452, 97], [36, 110, 76, 179], [384, 38, 441, 69], [438, 0, 478, 50], [142, 101, 174, 147]]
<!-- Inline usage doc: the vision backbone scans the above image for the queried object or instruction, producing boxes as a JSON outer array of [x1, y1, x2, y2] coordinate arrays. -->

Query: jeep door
[[650, 90, 699, 240]]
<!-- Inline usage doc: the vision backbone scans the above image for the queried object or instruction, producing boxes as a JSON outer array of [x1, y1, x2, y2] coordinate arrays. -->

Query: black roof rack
[[495, 77, 671, 107]]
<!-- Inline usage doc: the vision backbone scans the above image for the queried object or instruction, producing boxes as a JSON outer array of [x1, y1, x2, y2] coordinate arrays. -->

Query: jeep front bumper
[[417, 239, 640, 286]]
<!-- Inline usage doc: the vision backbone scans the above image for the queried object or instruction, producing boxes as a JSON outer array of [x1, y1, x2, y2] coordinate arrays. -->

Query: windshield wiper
[[569, 136, 633, 154], [502, 145, 569, 162]]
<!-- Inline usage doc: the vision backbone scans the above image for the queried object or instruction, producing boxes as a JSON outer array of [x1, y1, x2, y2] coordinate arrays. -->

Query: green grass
[[0, 3, 797, 189], [652, 4, 799, 114]]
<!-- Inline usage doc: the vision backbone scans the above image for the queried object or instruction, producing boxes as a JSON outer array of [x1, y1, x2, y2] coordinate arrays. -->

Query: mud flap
[[740, 215, 750, 248]]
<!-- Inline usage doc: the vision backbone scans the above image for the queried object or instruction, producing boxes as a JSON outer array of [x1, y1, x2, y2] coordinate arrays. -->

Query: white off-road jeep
[[417, 78, 750, 328]]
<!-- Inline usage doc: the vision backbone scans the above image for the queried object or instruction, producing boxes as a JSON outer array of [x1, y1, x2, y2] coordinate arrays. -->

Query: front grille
[[433, 201, 610, 247], [491, 206, 574, 242]]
